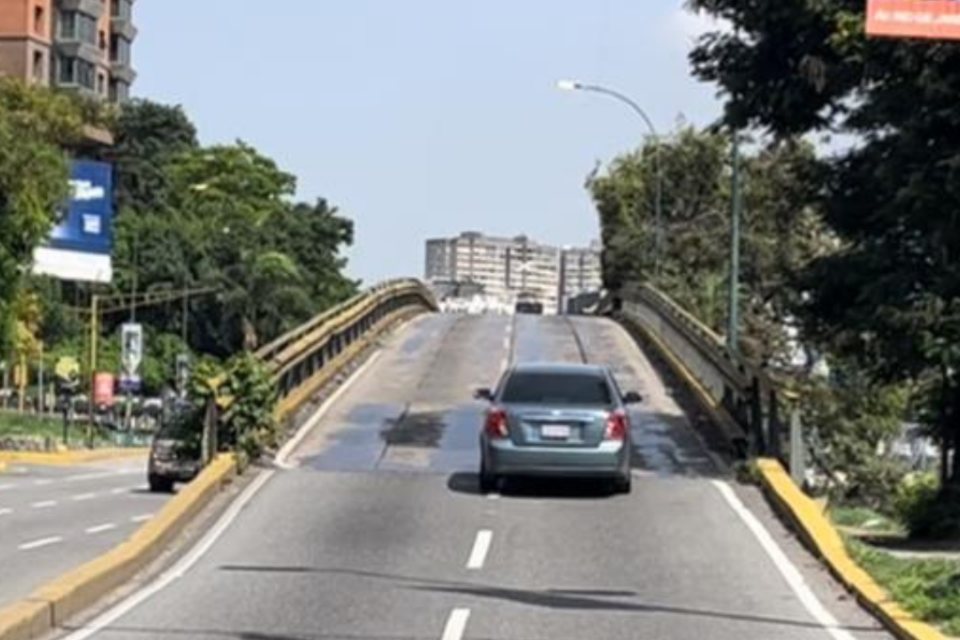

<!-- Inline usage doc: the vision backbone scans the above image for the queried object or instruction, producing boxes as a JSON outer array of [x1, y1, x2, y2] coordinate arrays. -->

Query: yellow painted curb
[[0, 448, 148, 467], [0, 454, 236, 640], [756, 458, 946, 640], [0, 461, 6, 474]]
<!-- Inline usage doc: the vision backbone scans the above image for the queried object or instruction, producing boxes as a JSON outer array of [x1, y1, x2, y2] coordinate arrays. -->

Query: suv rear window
[[500, 371, 612, 406]]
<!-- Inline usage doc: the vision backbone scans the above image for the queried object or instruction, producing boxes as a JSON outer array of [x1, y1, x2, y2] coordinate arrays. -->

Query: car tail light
[[484, 408, 509, 439], [605, 410, 628, 441]]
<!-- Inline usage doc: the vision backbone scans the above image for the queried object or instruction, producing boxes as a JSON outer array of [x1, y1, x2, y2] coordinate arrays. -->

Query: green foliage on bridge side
[[588, 127, 831, 367], [189, 354, 278, 464], [684, 0, 960, 502]]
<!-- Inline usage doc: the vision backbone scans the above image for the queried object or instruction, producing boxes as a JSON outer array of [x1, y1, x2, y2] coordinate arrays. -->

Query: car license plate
[[541, 424, 571, 440]]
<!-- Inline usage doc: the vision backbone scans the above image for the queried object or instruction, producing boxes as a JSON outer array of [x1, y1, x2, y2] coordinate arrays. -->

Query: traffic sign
[[121, 323, 144, 378], [119, 375, 142, 393]]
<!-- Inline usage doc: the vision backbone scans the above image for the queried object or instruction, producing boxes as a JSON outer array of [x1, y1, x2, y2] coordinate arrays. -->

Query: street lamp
[[557, 80, 664, 279]]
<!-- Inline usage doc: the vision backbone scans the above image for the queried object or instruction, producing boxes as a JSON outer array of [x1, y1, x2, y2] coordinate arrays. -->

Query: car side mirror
[[623, 391, 643, 405], [474, 388, 494, 402]]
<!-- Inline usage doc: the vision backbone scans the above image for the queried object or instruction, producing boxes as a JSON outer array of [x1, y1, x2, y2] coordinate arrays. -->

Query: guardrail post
[[768, 388, 782, 461], [789, 407, 805, 486], [749, 378, 766, 456]]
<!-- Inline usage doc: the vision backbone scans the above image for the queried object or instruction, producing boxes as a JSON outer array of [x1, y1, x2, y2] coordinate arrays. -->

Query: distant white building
[[424, 232, 602, 313]]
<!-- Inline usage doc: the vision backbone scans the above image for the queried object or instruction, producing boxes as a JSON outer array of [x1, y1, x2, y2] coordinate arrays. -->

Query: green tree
[[0, 79, 82, 354], [106, 100, 198, 214], [589, 128, 830, 363], [687, 0, 960, 486]]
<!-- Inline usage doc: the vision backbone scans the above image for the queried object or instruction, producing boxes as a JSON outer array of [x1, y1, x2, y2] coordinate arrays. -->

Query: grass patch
[[849, 538, 960, 635], [0, 411, 110, 447], [830, 505, 904, 535]]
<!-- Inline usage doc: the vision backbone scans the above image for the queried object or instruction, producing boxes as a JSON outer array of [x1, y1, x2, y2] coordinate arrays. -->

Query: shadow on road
[[447, 471, 617, 500], [202, 564, 884, 636]]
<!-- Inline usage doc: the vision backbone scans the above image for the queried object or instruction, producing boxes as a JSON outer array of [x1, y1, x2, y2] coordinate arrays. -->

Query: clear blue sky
[[134, 1, 722, 284]]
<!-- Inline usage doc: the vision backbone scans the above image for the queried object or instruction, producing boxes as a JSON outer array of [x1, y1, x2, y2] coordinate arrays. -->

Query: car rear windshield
[[500, 372, 612, 406]]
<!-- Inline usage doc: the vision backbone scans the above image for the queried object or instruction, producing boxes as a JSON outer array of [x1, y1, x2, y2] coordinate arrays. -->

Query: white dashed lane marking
[[31, 500, 57, 509], [85, 523, 118, 534], [130, 513, 154, 523], [72, 492, 97, 501], [19, 536, 63, 551], [466, 530, 493, 570]]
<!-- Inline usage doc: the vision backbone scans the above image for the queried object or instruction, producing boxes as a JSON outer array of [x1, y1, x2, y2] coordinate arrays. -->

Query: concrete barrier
[[0, 454, 236, 640], [757, 458, 945, 640]]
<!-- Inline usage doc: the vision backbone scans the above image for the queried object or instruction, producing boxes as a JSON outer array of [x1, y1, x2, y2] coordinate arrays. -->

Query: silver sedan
[[476, 362, 640, 493]]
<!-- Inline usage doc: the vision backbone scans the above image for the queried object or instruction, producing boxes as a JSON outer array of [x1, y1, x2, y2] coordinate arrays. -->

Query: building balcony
[[55, 40, 101, 65], [58, 0, 104, 18], [110, 60, 136, 84], [110, 16, 137, 41]]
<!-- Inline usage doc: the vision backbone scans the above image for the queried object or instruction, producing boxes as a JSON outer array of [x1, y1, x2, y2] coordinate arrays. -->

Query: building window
[[109, 79, 129, 102], [57, 55, 95, 89], [32, 50, 44, 81], [99, 30, 106, 52], [111, 0, 132, 20], [97, 72, 105, 95], [34, 5, 44, 34], [110, 35, 131, 64], [58, 11, 97, 45]]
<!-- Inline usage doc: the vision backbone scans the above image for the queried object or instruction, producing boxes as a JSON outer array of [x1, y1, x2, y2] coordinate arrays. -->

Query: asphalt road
[[0, 456, 167, 606], [60, 313, 893, 640]]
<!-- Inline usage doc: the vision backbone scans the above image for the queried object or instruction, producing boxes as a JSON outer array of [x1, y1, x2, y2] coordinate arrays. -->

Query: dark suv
[[515, 300, 544, 314], [148, 404, 203, 492]]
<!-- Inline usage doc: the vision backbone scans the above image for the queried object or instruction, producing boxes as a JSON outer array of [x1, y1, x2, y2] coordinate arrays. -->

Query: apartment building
[[425, 232, 602, 313], [0, 0, 136, 102]]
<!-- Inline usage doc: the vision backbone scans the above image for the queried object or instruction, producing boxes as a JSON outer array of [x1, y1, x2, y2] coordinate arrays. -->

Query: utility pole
[[728, 132, 742, 354]]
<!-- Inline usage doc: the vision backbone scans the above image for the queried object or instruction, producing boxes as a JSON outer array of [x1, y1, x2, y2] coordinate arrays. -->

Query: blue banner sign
[[48, 160, 114, 254], [33, 159, 115, 283]]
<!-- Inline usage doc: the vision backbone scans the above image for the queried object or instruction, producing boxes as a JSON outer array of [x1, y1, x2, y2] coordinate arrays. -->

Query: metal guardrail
[[253, 278, 437, 420], [617, 283, 791, 462]]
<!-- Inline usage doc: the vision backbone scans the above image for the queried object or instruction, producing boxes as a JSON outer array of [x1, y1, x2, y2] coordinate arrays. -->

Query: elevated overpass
[[56, 279, 888, 640]]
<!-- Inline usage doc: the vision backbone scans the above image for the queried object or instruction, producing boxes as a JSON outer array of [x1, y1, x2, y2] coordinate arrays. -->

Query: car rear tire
[[148, 475, 174, 493], [614, 474, 632, 494]]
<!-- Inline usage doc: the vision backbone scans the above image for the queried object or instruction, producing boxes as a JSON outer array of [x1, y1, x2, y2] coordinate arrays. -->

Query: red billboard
[[866, 0, 960, 39]]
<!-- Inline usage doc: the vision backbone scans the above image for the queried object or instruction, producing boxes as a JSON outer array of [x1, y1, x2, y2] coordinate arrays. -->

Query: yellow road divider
[[0, 448, 148, 467], [757, 458, 945, 640], [0, 454, 236, 640]]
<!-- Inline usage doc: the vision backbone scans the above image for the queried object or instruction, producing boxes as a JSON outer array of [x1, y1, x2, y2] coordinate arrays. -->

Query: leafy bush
[[894, 474, 960, 539], [799, 372, 909, 512], [219, 353, 278, 461]]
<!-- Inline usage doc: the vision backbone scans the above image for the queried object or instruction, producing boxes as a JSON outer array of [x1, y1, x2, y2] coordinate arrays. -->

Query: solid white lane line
[[85, 523, 118, 534], [32, 500, 57, 509], [19, 536, 63, 550], [275, 349, 385, 468], [72, 492, 97, 501], [466, 530, 493, 570], [130, 513, 154, 523], [711, 481, 856, 640], [0, 508, 12, 516], [63, 470, 275, 640], [440, 608, 471, 640]]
